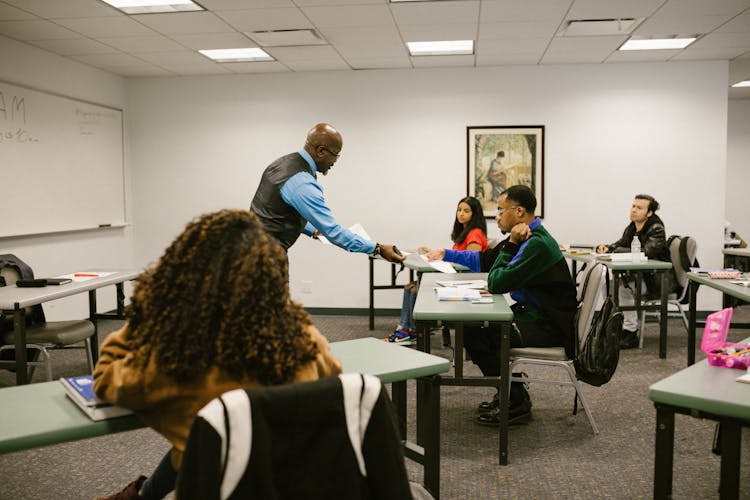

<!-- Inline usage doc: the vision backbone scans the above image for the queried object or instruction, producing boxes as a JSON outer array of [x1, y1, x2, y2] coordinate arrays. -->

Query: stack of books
[[60, 375, 133, 421]]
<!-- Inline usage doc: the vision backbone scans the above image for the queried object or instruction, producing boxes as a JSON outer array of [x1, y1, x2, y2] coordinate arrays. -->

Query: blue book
[[60, 375, 133, 421]]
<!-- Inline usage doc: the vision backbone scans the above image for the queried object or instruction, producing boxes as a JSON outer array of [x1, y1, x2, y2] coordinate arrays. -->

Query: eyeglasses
[[319, 145, 341, 158], [496, 205, 518, 216]]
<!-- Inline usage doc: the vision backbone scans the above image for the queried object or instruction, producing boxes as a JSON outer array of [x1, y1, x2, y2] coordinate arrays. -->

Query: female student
[[93, 210, 342, 500], [386, 196, 488, 343]]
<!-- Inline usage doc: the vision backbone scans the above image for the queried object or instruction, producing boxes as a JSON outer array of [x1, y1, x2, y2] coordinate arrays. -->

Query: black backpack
[[574, 265, 623, 387]]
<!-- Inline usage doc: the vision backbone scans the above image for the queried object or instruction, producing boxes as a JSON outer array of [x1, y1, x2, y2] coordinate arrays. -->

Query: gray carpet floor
[[1, 308, 749, 500]]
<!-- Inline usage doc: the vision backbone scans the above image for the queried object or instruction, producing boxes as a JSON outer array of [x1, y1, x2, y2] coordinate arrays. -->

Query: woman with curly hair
[[92, 209, 341, 500]]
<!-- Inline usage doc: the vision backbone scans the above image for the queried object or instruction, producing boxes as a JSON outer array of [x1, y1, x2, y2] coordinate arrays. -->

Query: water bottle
[[630, 235, 641, 260]]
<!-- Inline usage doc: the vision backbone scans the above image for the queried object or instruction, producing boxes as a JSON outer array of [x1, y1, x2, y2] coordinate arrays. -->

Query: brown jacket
[[93, 324, 341, 469]]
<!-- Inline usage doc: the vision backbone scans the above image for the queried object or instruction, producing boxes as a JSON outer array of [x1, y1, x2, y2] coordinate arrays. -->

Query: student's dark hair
[[126, 209, 317, 385], [501, 185, 537, 214], [635, 194, 659, 213], [451, 196, 487, 245]]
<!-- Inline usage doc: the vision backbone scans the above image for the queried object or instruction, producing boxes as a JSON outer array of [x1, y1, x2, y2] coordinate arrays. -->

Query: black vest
[[250, 153, 315, 250]]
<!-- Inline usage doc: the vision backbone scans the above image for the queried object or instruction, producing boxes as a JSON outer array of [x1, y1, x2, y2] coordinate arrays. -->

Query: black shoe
[[475, 398, 533, 426], [477, 372, 530, 413], [619, 329, 639, 349], [477, 392, 499, 412]]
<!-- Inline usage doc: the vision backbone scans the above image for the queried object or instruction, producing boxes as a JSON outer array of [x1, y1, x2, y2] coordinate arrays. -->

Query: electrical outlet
[[301, 280, 312, 293]]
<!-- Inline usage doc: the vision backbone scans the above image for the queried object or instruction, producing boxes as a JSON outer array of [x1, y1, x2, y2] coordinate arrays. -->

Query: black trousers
[[463, 321, 564, 378]]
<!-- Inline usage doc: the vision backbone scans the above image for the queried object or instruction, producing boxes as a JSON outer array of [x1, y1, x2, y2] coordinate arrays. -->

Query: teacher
[[250, 123, 403, 262]]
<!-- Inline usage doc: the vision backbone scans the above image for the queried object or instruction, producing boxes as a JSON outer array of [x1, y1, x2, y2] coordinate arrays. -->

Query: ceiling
[[1, 0, 749, 99]]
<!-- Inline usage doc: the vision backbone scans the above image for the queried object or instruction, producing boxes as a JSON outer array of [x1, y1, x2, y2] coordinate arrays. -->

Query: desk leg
[[688, 282, 699, 366], [417, 322, 430, 354], [498, 322, 510, 466], [369, 257, 375, 330], [420, 375, 441, 500], [718, 421, 741, 500], [13, 309, 28, 385], [88, 290, 99, 365], [116, 282, 126, 316], [454, 324, 464, 378], [391, 381, 407, 440], [654, 404, 675, 499], [612, 272, 620, 307], [659, 271, 668, 359]]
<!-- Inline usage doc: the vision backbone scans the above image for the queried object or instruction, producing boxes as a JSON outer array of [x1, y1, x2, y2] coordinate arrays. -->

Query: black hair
[[635, 194, 659, 213], [501, 185, 537, 214], [451, 196, 487, 245]]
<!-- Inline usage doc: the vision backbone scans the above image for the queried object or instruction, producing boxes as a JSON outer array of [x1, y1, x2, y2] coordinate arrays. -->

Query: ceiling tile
[[635, 13, 735, 35], [542, 35, 627, 63], [476, 52, 541, 65], [30, 37, 117, 55], [164, 64, 234, 76], [284, 58, 350, 71], [301, 4, 395, 28], [566, 0, 663, 20], [336, 43, 407, 58], [224, 60, 291, 73], [116, 66, 174, 77], [132, 11, 233, 35], [170, 32, 257, 50], [390, 1, 479, 25], [318, 24, 402, 45], [1, 0, 118, 19], [657, 0, 750, 17], [344, 56, 412, 70], [399, 23, 477, 42], [0, 19, 80, 40], [478, 20, 560, 39], [605, 49, 677, 62], [136, 50, 209, 65], [72, 52, 150, 67], [56, 16, 158, 37], [200, 0, 295, 8], [99, 35, 186, 53], [410, 54, 475, 68], [265, 44, 340, 61], [692, 31, 750, 49], [715, 12, 750, 33], [0, 3, 37, 21], [477, 37, 550, 55], [215, 7, 312, 31], [673, 46, 750, 60], [480, 0, 572, 23], [294, 0, 378, 5]]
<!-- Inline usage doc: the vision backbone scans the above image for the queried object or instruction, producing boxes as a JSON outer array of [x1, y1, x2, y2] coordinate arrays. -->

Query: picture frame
[[467, 125, 544, 218]]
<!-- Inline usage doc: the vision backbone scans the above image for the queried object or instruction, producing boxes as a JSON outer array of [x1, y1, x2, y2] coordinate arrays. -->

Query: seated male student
[[596, 194, 668, 349], [424, 185, 577, 425]]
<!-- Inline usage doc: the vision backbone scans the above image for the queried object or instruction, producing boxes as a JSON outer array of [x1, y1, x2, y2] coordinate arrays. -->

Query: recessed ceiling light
[[407, 40, 474, 56], [199, 48, 273, 62], [561, 18, 642, 37], [619, 37, 697, 51], [101, 0, 203, 14], [731, 80, 750, 87]]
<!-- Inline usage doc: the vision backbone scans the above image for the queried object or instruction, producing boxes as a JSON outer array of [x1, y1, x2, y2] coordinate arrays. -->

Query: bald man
[[250, 123, 403, 263]]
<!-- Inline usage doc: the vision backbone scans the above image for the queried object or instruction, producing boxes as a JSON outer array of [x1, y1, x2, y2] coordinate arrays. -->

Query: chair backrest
[[177, 373, 414, 500], [669, 235, 698, 289], [0, 254, 47, 331], [576, 263, 606, 350]]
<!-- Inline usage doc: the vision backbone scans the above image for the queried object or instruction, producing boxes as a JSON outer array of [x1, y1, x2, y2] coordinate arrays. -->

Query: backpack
[[665, 235, 699, 304], [574, 265, 623, 387]]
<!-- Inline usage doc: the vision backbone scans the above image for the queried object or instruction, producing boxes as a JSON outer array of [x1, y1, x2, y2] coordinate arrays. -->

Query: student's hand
[[417, 246, 432, 254], [509, 223, 531, 244], [424, 248, 445, 261], [596, 244, 608, 254], [379, 244, 405, 263], [312, 230, 321, 240]]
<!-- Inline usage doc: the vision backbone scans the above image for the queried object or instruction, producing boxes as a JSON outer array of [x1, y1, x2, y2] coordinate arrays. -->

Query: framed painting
[[467, 125, 544, 218]]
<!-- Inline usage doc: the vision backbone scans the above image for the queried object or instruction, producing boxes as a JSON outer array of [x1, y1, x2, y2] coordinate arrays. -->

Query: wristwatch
[[372, 243, 381, 256]]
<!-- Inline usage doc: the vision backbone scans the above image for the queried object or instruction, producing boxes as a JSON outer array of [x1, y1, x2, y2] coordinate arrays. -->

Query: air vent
[[559, 18, 643, 37], [246, 29, 326, 47]]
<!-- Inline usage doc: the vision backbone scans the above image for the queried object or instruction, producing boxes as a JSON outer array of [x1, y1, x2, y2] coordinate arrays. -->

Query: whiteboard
[[0, 80, 125, 237]]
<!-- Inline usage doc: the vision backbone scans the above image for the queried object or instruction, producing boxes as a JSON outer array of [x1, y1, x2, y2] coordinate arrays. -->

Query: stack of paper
[[60, 375, 133, 421], [597, 252, 646, 262], [435, 287, 482, 301]]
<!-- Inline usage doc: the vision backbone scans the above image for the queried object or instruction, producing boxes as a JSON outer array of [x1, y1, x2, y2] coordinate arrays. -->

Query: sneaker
[[477, 373, 530, 413], [619, 329, 639, 350], [475, 398, 533, 426], [477, 392, 499, 412], [94, 476, 146, 500], [384, 329, 415, 345]]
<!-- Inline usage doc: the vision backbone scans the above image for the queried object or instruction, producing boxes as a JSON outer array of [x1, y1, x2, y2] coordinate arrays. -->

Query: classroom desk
[[649, 347, 750, 499], [563, 252, 672, 358], [413, 272, 514, 465], [723, 248, 750, 273], [686, 272, 750, 366], [368, 256, 414, 330], [0, 338, 449, 498], [0, 270, 139, 385]]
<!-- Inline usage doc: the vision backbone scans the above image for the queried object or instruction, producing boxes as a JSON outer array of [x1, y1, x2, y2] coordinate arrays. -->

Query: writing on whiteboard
[[0, 90, 26, 123]]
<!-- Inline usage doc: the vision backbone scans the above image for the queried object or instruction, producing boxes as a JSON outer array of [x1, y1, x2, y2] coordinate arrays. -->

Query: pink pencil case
[[701, 308, 750, 370]]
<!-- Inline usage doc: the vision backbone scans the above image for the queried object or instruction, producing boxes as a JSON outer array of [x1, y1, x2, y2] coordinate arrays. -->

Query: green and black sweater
[[443, 218, 578, 357]]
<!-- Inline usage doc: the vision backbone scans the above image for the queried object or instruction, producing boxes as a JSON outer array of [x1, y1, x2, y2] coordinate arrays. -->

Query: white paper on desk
[[729, 280, 750, 287], [316, 223, 371, 246], [436, 279, 487, 289], [403, 253, 456, 273], [435, 287, 481, 301], [57, 271, 115, 282]]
